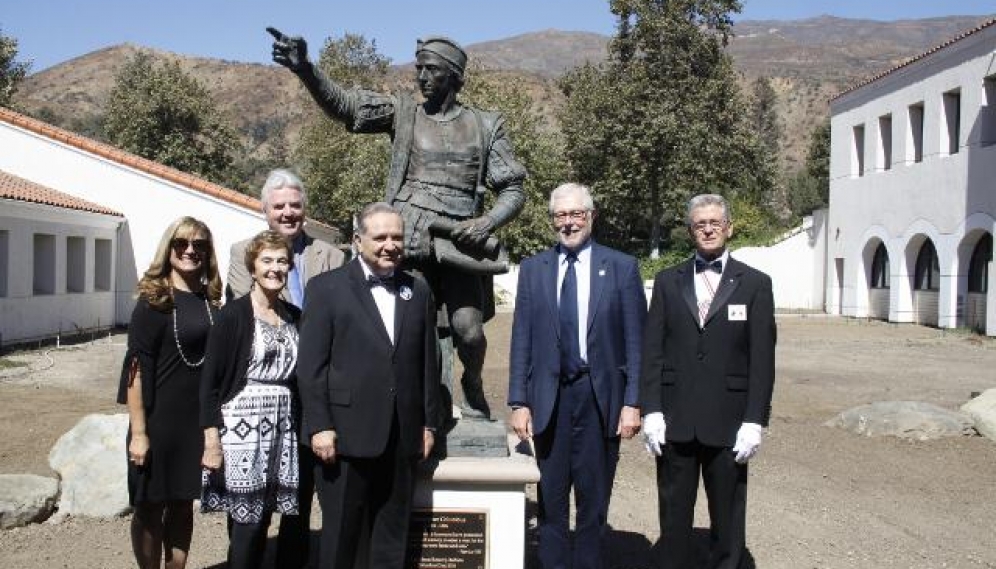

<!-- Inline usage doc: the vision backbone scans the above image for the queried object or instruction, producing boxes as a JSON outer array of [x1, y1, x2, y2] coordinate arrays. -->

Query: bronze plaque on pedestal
[[406, 508, 488, 569]]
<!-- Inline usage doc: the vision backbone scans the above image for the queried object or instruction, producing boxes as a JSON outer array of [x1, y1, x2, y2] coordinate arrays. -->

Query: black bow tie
[[367, 274, 396, 290], [695, 258, 723, 274]]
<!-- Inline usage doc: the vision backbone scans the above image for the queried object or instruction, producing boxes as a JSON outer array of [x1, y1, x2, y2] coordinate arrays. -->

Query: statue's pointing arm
[[267, 26, 357, 125]]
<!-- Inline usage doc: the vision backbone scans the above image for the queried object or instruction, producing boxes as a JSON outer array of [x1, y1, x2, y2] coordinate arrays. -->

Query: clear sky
[[4, 0, 996, 72]]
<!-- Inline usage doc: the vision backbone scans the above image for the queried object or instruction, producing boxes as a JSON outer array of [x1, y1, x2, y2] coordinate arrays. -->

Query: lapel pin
[[599, 269, 606, 276], [399, 285, 413, 301]]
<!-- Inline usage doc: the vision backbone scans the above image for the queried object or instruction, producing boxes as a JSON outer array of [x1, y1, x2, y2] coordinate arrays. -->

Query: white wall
[[827, 24, 996, 335], [0, 119, 270, 324], [0, 199, 121, 343], [732, 211, 827, 310]]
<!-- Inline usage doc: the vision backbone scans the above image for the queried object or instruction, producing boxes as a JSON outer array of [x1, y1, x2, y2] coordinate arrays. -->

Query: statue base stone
[[409, 433, 540, 569]]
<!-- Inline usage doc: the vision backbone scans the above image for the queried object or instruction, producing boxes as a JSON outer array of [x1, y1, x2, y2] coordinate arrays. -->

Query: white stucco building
[[0, 107, 339, 345], [826, 18, 995, 335]]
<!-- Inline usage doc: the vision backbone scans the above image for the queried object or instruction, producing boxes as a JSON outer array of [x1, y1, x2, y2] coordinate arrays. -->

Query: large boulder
[[825, 401, 976, 440], [961, 388, 996, 442], [0, 474, 59, 528], [48, 413, 130, 518]]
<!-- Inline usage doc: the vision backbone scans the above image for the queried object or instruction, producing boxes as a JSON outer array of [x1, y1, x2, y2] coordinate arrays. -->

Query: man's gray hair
[[686, 194, 730, 226], [355, 202, 402, 236], [260, 169, 306, 210], [548, 182, 595, 214]]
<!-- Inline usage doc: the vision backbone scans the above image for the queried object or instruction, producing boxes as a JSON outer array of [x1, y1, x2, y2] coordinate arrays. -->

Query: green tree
[[292, 34, 392, 233], [751, 76, 781, 161], [103, 52, 238, 187], [461, 67, 568, 260], [785, 118, 831, 218], [0, 27, 30, 107], [559, 0, 775, 257]]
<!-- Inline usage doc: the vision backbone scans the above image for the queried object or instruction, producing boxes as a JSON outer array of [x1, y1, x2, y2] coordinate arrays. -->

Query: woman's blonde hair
[[137, 216, 222, 311]]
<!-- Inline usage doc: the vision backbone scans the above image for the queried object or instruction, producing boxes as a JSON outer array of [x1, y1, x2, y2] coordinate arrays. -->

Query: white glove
[[642, 412, 667, 457], [732, 422, 763, 464]]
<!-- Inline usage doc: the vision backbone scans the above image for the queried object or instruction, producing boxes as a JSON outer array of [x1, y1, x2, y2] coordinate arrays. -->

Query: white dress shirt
[[693, 249, 730, 325], [557, 241, 592, 363], [359, 259, 396, 345]]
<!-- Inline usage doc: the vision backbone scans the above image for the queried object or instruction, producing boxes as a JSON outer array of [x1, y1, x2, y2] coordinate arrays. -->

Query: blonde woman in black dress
[[117, 216, 221, 569], [200, 230, 302, 569]]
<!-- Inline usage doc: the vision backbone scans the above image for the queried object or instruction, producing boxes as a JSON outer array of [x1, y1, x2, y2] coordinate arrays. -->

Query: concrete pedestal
[[410, 435, 540, 569]]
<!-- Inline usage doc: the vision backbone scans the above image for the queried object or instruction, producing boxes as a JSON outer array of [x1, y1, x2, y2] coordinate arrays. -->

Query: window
[[968, 234, 992, 294], [67, 236, 85, 293], [852, 124, 865, 177], [908, 102, 924, 163], [983, 75, 996, 147], [33, 234, 56, 295], [0, 230, 8, 297], [878, 114, 892, 171], [942, 90, 961, 155], [870, 243, 890, 289], [914, 240, 940, 291], [94, 239, 112, 291]]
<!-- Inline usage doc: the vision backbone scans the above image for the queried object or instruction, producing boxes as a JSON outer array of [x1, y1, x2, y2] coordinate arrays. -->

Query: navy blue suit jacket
[[508, 242, 646, 437]]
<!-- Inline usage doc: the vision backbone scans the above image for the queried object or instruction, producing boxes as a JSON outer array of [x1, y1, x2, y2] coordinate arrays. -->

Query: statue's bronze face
[[415, 51, 457, 103]]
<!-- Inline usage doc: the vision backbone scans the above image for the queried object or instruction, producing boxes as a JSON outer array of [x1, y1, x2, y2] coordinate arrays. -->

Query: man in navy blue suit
[[508, 182, 646, 569]]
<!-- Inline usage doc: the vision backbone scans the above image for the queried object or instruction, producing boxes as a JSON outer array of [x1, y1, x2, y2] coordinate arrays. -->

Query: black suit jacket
[[639, 256, 776, 447], [297, 260, 441, 458]]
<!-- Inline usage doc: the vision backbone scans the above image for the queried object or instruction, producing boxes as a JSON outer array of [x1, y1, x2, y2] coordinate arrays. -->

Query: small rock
[[824, 401, 975, 440], [0, 474, 60, 529], [48, 413, 130, 518], [960, 388, 996, 442]]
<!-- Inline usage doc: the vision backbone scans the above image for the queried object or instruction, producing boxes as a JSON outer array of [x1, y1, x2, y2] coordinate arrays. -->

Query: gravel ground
[[1, 315, 995, 569]]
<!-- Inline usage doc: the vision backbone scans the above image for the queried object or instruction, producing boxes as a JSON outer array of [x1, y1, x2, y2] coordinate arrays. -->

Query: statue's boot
[[460, 373, 491, 420]]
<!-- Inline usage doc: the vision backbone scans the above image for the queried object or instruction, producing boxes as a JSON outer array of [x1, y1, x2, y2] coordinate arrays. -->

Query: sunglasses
[[171, 238, 210, 254]]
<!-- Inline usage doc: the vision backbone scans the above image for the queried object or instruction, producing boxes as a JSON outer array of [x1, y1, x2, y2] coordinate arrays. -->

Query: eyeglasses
[[171, 238, 210, 254], [690, 220, 728, 233], [552, 209, 589, 223]]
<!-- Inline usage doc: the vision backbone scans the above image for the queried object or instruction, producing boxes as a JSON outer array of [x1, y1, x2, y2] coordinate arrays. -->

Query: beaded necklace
[[171, 286, 214, 367]]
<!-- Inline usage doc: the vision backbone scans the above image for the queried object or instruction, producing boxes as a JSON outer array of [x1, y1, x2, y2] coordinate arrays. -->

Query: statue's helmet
[[415, 36, 467, 76]]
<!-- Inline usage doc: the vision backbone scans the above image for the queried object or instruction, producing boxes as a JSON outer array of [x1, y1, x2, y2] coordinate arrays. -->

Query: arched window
[[968, 234, 992, 293], [914, 240, 940, 291], [870, 243, 889, 289]]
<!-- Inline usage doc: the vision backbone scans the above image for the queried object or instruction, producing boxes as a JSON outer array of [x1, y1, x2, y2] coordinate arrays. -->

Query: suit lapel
[[392, 273, 414, 355], [679, 260, 699, 325], [543, 248, 560, 339], [586, 244, 607, 332], [704, 258, 743, 326], [347, 261, 394, 347]]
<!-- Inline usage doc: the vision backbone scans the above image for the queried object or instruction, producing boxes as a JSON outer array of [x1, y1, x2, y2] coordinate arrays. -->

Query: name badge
[[728, 304, 747, 321]]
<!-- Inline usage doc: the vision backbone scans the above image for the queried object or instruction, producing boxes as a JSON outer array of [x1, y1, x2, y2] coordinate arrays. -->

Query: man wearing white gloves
[[639, 193, 776, 569]]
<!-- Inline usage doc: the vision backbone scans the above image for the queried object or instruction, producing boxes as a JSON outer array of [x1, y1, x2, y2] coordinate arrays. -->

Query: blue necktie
[[559, 252, 583, 379], [287, 254, 304, 308]]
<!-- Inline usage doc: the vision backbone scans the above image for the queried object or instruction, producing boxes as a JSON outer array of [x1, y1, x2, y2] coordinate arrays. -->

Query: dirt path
[[1, 316, 995, 568]]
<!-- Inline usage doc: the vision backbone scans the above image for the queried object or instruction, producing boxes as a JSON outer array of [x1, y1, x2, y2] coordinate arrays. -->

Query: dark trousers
[[315, 417, 417, 569], [226, 445, 315, 569], [276, 444, 315, 568], [534, 375, 619, 569], [656, 441, 748, 569]]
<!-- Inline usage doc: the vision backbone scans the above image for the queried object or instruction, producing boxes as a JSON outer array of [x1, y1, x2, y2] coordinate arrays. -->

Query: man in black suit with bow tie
[[640, 193, 776, 569], [297, 202, 441, 569]]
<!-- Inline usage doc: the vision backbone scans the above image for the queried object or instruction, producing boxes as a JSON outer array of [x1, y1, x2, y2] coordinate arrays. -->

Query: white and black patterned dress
[[202, 318, 300, 523]]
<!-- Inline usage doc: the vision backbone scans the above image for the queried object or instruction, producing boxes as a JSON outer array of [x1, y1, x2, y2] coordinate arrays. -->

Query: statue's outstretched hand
[[267, 27, 308, 72]]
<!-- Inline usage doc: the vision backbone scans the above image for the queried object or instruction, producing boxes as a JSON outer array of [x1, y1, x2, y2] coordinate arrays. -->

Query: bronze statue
[[268, 27, 527, 420]]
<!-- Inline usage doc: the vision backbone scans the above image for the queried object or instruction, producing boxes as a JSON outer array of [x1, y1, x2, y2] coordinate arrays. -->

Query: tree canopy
[[559, 0, 776, 257], [0, 26, 30, 108], [103, 52, 238, 187], [292, 34, 393, 234]]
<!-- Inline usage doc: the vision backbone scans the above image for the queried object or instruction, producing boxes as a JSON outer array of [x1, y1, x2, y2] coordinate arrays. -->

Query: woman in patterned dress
[[199, 230, 302, 569], [118, 216, 222, 569]]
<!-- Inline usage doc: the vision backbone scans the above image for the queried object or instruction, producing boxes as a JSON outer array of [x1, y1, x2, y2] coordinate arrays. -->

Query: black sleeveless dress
[[120, 290, 216, 504]]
